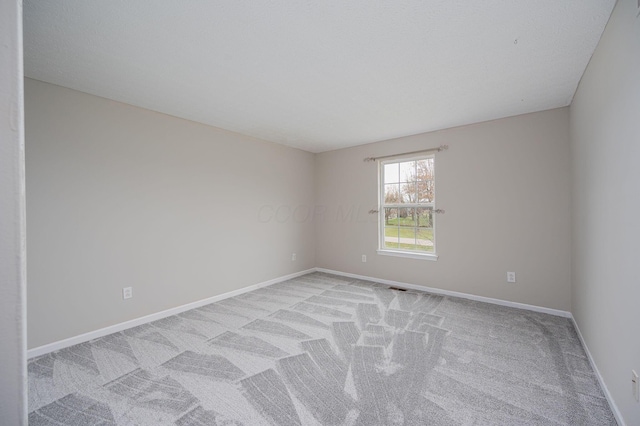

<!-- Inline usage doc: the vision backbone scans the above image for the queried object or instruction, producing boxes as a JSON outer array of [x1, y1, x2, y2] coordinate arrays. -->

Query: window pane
[[399, 161, 416, 183], [384, 208, 398, 226], [416, 228, 434, 252], [384, 184, 400, 204], [395, 208, 414, 228], [397, 208, 416, 227], [417, 180, 434, 203], [417, 158, 434, 181], [401, 225, 417, 245], [384, 163, 399, 184], [401, 182, 416, 203], [384, 226, 399, 249], [416, 207, 434, 228]]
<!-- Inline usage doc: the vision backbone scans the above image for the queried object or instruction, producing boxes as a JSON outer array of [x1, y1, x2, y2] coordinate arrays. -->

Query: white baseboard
[[27, 268, 315, 359], [314, 268, 572, 318], [571, 317, 626, 426]]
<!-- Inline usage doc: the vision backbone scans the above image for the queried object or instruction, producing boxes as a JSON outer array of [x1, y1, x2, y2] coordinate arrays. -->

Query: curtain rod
[[363, 145, 448, 162]]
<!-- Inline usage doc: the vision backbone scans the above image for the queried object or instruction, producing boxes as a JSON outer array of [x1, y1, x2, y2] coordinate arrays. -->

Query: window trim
[[376, 248, 439, 261], [377, 154, 438, 261]]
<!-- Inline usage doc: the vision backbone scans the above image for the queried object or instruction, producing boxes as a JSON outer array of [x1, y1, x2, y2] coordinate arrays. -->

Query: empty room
[[1, 0, 639, 425]]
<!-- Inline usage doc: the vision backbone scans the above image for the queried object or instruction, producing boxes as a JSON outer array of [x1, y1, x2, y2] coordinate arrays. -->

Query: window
[[378, 155, 437, 260]]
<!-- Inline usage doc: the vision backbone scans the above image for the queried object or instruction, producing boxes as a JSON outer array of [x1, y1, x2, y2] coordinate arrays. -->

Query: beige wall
[[25, 82, 574, 348], [315, 108, 572, 311], [570, 0, 640, 423], [25, 78, 316, 349]]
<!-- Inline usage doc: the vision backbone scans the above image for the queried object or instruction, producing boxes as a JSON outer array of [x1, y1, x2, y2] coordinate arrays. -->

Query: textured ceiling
[[23, 0, 615, 152]]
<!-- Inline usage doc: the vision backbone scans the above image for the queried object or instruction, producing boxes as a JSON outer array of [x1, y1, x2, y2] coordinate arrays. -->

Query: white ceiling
[[23, 1, 615, 153]]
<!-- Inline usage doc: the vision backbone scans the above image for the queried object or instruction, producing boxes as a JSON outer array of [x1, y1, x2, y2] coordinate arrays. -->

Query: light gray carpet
[[28, 272, 616, 425]]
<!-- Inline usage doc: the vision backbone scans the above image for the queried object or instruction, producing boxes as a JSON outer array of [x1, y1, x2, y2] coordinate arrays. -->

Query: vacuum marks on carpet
[[28, 273, 616, 425]]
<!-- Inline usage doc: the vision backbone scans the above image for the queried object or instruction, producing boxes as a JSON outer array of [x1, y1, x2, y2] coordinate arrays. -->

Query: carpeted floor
[[28, 272, 616, 425]]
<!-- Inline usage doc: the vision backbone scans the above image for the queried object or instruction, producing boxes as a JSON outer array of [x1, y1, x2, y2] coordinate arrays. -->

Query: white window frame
[[377, 154, 438, 261]]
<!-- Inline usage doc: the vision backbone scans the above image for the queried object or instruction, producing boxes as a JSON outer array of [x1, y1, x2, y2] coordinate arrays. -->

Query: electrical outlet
[[362, 254, 367, 263], [291, 253, 296, 261], [507, 272, 516, 283], [633, 370, 639, 402], [122, 287, 133, 300]]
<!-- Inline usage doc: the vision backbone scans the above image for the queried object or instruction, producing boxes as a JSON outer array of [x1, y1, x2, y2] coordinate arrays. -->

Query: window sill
[[377, 249, 438, 261]]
